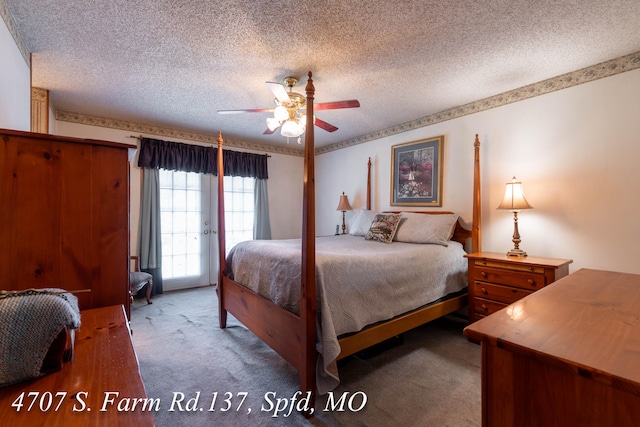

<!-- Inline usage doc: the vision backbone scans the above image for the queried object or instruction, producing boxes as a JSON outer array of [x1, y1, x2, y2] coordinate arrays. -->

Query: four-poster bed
[[216, 72, 481, 409]]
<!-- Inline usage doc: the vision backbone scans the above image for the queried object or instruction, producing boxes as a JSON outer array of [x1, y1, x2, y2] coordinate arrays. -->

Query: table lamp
[[497, 177, 533, 256], [336, 192, 353, 235]]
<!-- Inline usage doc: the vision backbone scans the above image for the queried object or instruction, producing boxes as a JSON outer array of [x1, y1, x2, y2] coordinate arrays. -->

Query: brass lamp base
[[506, 248, 527, 257], [506, 211, 527, 257]]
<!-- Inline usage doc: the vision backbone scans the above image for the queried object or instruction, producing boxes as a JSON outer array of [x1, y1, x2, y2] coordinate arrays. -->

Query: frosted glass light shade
[[281, 120, 302, 137], [266, 117, 281, 131], [497, 177, 532, 211], [274, 105, 288, 121]]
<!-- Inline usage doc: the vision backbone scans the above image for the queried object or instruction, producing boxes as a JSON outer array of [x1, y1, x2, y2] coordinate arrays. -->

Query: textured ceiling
[[5, 0, 640, 150]]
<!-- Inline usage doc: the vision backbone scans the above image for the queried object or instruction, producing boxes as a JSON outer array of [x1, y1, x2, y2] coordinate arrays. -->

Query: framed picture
[[390, 135, 444, 206]]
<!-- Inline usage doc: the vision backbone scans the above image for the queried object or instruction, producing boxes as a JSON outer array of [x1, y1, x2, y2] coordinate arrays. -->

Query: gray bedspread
[[226, 235, 468, 393]]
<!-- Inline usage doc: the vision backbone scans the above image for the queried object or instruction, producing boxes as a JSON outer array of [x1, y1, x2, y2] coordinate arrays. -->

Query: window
[[159, 170, 203, 279], [224, 176, 255, 252]]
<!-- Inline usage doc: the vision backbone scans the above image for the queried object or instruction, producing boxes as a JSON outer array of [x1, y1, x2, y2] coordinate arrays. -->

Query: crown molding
[[0, 0, 30, 65], [54, 111, 304, 157], [318, 51, 640, 154]]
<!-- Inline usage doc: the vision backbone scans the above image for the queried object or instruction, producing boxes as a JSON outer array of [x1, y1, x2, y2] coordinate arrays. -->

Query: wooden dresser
[[464, 269, 640, 427], [0, 129, 135, 317], [465, 252, 572, 324], [0, 305, 155, 426]]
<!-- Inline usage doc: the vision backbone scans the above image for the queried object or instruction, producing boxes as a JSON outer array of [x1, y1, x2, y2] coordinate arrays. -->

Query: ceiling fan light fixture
[[281, 119, 302, 138], [274, 105, 288, 121], [266, 117, 281, 131]]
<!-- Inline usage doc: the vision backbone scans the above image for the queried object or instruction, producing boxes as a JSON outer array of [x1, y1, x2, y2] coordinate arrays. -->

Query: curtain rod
[[127, 135, 271, 157]]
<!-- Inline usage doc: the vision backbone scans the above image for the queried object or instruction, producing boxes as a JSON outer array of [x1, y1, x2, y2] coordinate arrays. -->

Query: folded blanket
[[0, 288, 81, 386]]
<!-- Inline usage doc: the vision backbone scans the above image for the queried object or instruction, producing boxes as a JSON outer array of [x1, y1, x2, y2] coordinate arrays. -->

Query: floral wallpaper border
[[54, 111, 303, 156]]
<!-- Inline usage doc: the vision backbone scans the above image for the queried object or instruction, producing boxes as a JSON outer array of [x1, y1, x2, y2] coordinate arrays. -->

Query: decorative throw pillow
[[365, 213, 402, 243], [393, 212, 459, 246], [349, 209, 379, 236]]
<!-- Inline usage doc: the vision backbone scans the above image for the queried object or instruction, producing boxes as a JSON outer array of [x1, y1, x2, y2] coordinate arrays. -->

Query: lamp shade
[[266, 117, 281, 131], [497, 177, 532, 211], [336, 192, 352, 211], [274, 105, 288, 121], [281, 119, 302, 137]]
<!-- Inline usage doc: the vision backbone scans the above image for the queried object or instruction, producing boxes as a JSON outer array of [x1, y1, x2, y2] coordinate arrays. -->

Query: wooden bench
[[0, 305, 155, 426]]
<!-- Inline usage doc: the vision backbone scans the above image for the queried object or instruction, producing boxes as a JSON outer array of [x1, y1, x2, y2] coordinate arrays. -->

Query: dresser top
[[465, 251, 573, 269], [464, 268, 640, 391]]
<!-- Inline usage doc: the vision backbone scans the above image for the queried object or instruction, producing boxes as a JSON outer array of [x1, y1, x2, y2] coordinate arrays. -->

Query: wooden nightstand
[[465, 252, 573, 324]]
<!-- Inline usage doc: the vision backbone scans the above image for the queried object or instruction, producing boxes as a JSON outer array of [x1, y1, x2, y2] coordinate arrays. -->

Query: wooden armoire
[[0, 129, 135, 317]]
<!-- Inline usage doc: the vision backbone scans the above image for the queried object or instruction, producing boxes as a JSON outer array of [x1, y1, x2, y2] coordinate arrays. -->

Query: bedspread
[[226, 235, 468, 393]]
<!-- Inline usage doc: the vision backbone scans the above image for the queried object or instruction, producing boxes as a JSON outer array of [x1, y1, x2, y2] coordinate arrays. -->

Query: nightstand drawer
[[473, 266, 545, 291], [474, 297, 507, 316], [473, 281, 533, 304]]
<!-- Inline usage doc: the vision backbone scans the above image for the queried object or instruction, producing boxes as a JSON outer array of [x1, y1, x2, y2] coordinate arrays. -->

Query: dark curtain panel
[[138, 137, 268, 179]]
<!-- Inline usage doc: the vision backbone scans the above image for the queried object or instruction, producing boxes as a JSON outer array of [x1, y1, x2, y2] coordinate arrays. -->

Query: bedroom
[[1, 0, 640, 425]]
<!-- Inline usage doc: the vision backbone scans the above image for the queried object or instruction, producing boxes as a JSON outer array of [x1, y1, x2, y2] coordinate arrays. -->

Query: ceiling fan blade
[[217, 108, 273, 114], [315, 99, 360, 111], [315, 117, 338, 132], [266, 82, 291, 105], [263, 126, 279, 135]]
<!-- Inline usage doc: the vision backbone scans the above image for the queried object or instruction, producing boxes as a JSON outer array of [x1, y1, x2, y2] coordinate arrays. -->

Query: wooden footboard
[[219, 276, 302, 369]]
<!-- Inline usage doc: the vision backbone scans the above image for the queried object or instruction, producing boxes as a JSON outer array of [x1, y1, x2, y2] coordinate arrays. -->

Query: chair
[[130, 256, 153, 304]]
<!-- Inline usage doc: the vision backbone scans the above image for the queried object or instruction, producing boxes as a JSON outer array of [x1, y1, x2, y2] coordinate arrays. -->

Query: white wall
[[54, 121, 304, 256], [0, 16, 30, 131], [317, 69, 640, 275]]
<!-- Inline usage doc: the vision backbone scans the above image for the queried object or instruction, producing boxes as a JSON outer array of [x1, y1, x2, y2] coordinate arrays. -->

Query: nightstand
[[465, 252, 573, 324]]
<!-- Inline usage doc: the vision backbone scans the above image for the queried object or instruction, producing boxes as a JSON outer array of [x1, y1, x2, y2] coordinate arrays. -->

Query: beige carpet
[[130, 286, 481, 426]]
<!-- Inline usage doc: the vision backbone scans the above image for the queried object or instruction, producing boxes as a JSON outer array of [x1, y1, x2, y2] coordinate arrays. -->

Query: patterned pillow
[[365, 213, 402, 243]]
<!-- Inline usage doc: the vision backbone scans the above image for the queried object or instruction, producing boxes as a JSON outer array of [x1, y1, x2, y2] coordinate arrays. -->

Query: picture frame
[[390, 135, 444, 206]]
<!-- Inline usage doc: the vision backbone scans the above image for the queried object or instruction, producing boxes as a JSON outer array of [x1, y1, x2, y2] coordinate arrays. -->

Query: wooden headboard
[[371, 134, 480, 252]]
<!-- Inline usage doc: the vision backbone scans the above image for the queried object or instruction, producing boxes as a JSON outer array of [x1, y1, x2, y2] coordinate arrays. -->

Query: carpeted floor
[[130, 286, 481, 426]]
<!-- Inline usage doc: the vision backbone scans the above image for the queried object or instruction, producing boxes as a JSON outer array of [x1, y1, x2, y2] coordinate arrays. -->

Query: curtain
[[136, 137, 271, 289], [138, 137, 268, 179], [253, 179, 272, 240], [139, 168, 163, 295]]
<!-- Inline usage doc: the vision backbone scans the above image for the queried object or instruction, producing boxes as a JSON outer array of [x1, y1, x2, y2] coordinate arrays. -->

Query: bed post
[[366, 157, 372, 210], [472, 134, 481, 253], [300, 71, 317, 410], [216, 131, 228, 328]]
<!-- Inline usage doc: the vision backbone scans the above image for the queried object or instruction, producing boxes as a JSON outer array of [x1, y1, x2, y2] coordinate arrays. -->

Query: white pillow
[[393, 212, 459, 246], [349, 209, 379, 236]]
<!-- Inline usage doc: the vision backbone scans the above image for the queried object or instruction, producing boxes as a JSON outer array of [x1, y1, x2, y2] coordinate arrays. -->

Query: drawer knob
[[528, 279, 535, 286], [481, 287, 487, 294], [480, 271, 487, 278], [481, 304, 488, 312]]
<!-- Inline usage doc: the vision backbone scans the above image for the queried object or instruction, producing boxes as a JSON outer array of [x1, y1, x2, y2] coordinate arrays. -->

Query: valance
[[137, 137, 268, 179]]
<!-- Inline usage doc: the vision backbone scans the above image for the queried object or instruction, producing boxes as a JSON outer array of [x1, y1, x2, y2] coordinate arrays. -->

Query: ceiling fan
[[217, 76, 360, 141]]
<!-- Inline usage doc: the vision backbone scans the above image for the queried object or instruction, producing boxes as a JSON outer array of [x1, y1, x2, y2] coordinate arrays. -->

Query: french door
[[159, 170, 218, 291]]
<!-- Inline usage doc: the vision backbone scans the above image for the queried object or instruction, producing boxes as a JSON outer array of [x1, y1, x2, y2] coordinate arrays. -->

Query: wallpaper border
[[54, 111, 304, 157], [0, 0, 30, 65]]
